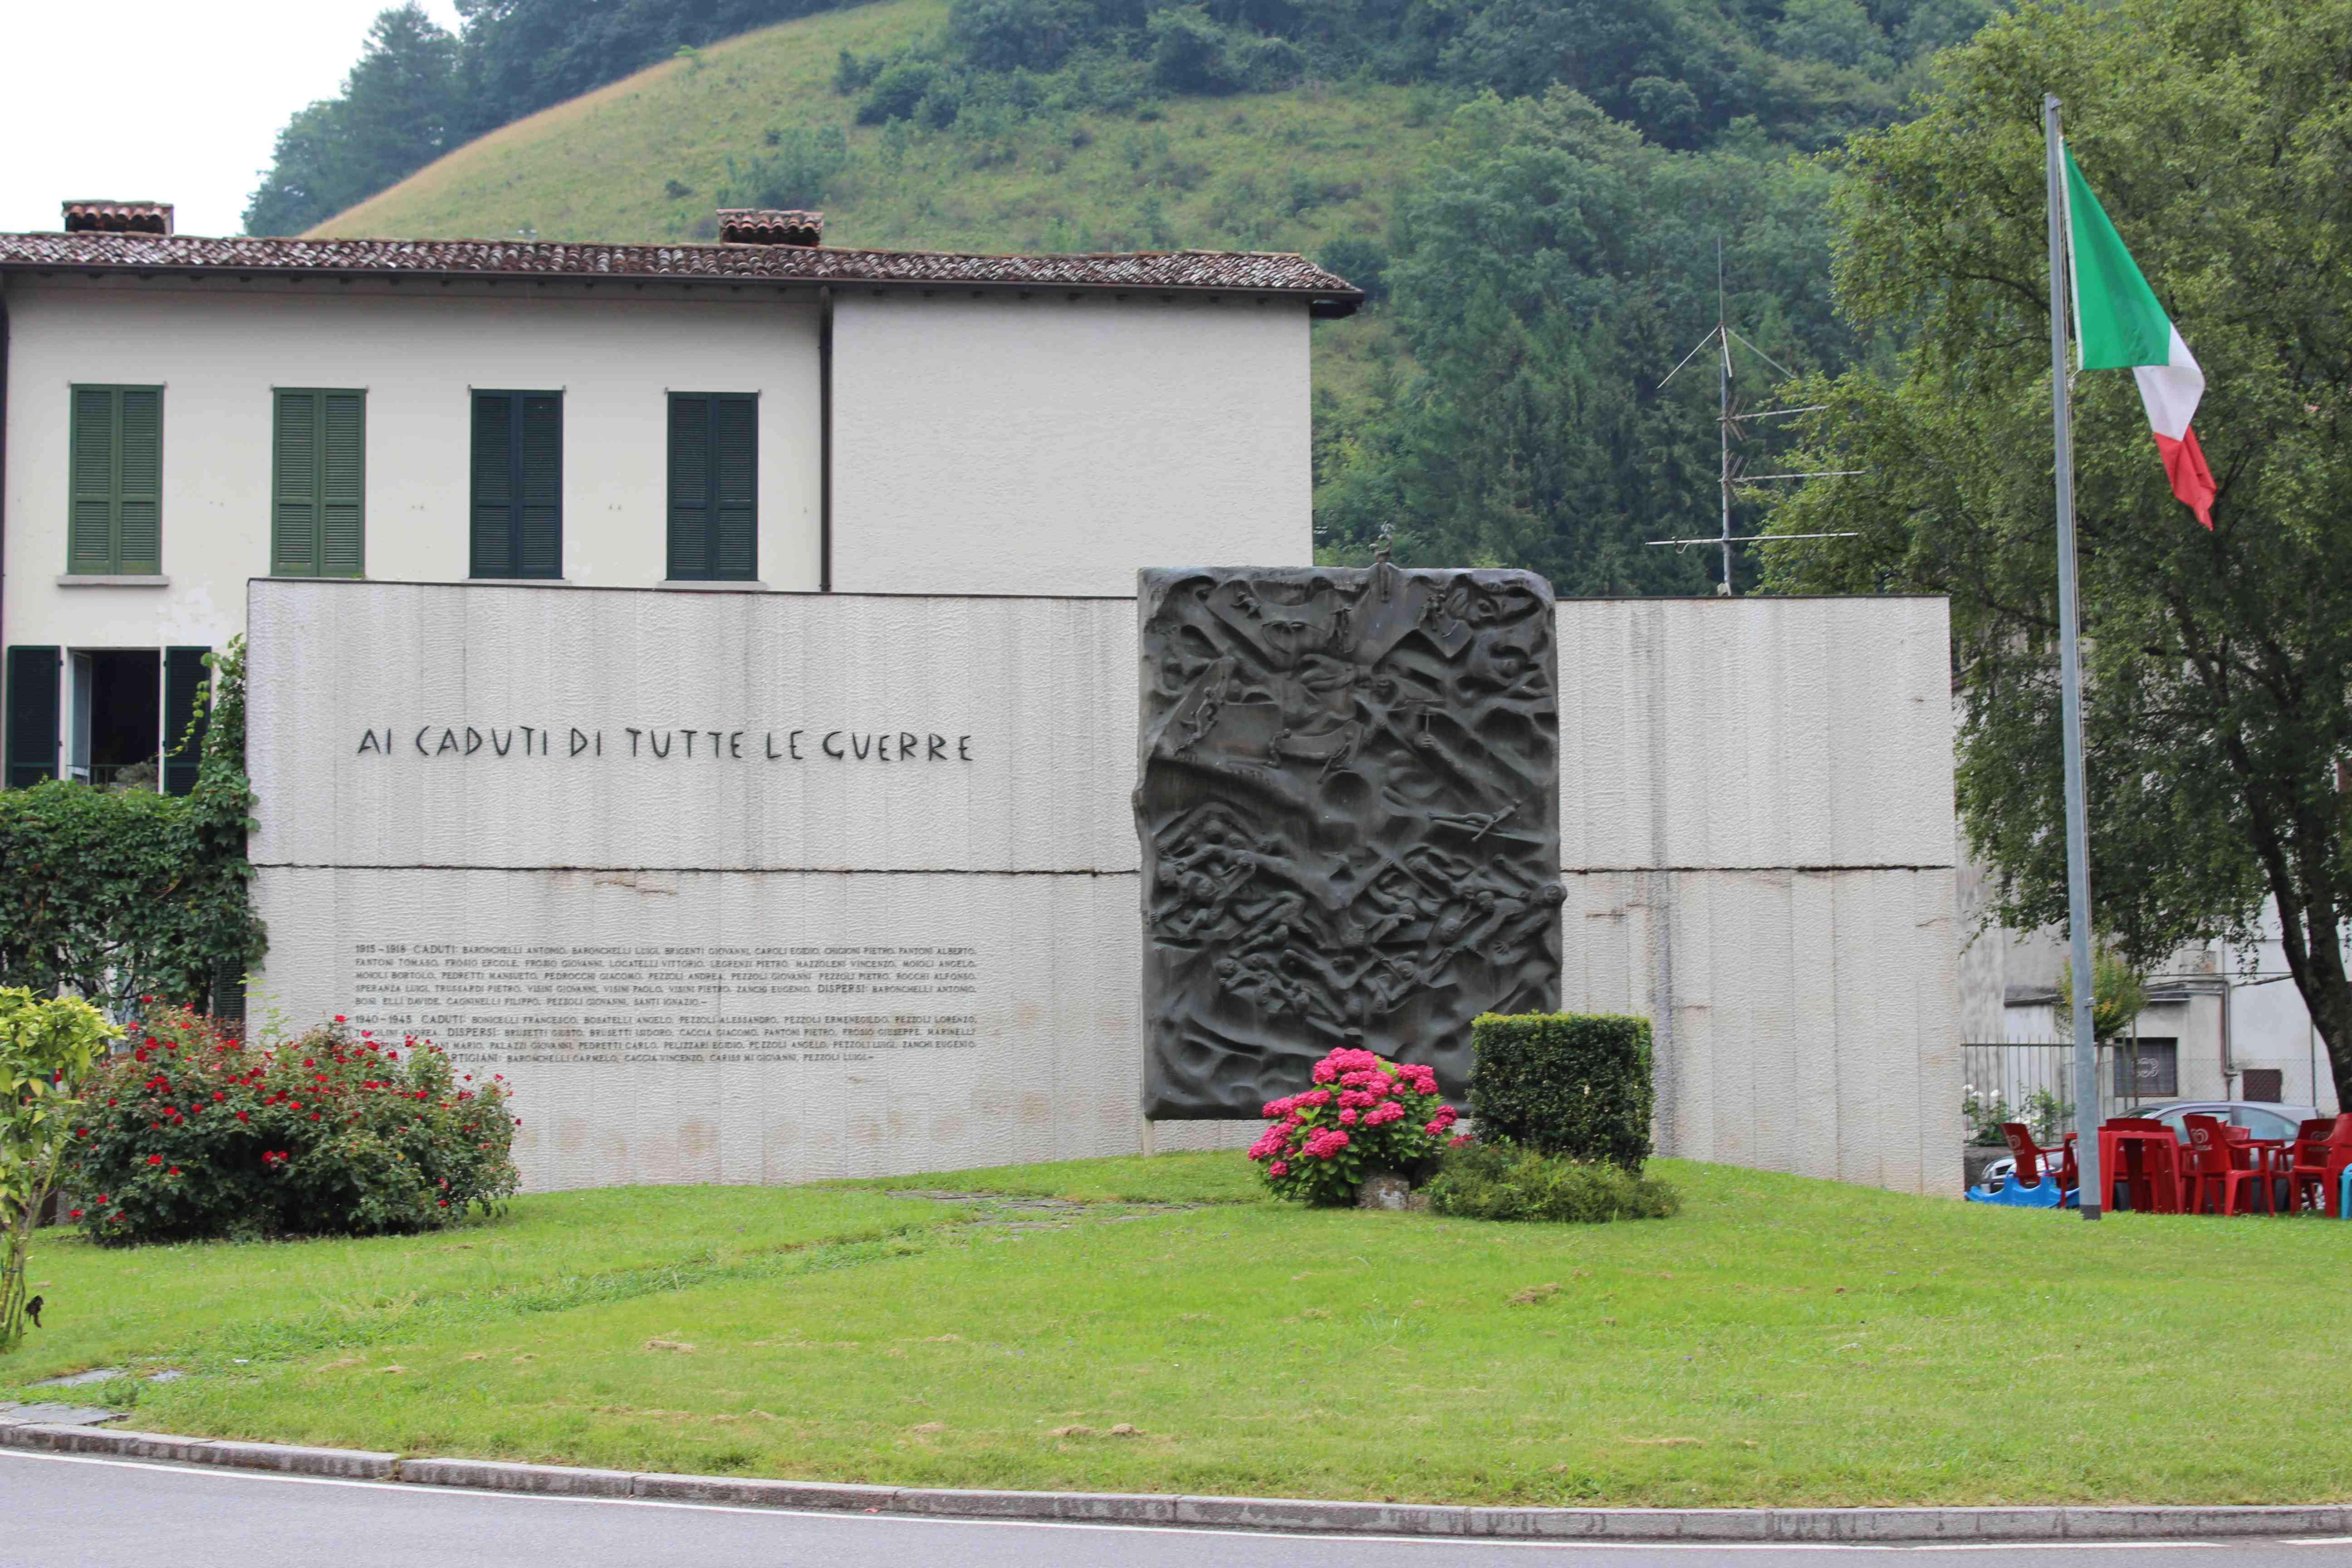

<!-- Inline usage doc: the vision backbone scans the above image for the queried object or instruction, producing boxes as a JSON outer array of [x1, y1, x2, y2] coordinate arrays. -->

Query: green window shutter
[[472, 391, 559, 579], [162, 647, 211, 796], [711, 395, 758, 581], [116, 388, 163, 574], [5, 646, 61, 789], [272, 390, 320, 576], [470, 392, 515, 578], [67, 386, 163, 575], [68, 387, 119, 573], [667, 395, 711, 579], [320, 391, 366, 577], [516, 393, 562, 578], [667, 393, 756, 581]]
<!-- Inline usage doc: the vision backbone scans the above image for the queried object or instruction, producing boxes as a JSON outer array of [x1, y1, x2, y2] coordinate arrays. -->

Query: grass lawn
[[6, 1156, 2347, 1508]]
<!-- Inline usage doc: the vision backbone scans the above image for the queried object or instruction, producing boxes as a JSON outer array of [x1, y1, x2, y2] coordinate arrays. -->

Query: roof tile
[[0, 230, 1363, 315]]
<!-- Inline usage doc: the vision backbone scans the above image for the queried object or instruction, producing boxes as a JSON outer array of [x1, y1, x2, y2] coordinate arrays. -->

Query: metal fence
[[1961, 1042, 2153, 1140]]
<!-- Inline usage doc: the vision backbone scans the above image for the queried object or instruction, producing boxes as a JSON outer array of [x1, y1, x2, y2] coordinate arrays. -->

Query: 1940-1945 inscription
[[1136, 558, 1562, 1117], [355, 725, 975, 762]]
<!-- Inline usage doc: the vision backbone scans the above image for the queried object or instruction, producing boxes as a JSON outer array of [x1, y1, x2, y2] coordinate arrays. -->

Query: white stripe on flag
[[2131, 323, 2203, 441]]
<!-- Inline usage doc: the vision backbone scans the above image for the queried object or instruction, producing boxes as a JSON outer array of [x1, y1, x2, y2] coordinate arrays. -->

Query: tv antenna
[[1647, 241, 1857, 594]]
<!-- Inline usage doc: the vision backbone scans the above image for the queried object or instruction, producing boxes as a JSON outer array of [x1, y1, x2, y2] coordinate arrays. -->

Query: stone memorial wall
[[247, 578, 1961, 1195]]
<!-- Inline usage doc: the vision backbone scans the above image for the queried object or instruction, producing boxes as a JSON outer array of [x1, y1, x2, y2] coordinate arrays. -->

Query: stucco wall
[[828, 294, 1312, 596], [0, 279, 824, 653], [1555, 598, 1961, 1193], [246, 581, 1960, 1194]]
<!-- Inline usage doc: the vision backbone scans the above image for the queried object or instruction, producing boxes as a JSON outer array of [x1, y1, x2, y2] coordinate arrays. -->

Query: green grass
[[10, 1156, 2348, 1507], [310, 0, 1421, 424]]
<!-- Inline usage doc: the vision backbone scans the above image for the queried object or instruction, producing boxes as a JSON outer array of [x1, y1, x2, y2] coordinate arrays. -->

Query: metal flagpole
[[2044, 93, 2102, 1220]]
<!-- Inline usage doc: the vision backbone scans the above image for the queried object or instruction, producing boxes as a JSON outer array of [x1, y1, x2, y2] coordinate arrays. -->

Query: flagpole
[[2044, 93, 2103, 1221]]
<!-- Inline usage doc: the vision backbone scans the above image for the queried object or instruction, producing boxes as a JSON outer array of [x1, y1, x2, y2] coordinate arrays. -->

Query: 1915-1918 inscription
[[344, 943, 984, 1068]]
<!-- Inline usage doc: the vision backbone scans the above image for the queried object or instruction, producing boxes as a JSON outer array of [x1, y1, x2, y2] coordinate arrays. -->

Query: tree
[[1317, 89, 1855, 593], [0, 989, 116, 1355], [244, 4, 461, 235], [1761, 0, 2352, 1109]]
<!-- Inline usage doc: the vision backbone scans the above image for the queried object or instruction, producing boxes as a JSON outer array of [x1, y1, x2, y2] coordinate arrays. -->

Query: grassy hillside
[[318, 0, 1429, 416]]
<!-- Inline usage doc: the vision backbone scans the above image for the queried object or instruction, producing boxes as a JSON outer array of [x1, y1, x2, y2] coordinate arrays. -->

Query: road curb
[[1, 1418, 2345, 1542]]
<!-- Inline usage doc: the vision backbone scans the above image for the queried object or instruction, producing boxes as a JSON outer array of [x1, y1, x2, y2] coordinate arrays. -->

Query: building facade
[[0, 205, 1356, 791]]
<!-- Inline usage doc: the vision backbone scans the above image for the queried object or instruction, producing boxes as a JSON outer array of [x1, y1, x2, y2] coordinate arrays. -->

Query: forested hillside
[[272, 0, 2003, 592]]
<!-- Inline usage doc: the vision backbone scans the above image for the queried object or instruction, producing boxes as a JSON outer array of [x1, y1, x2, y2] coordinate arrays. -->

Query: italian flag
[[2062, 147, 2215, 528]]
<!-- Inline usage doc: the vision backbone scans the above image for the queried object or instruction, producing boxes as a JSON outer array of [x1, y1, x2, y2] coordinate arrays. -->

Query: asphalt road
[[4, 1450, 2348, 1568]]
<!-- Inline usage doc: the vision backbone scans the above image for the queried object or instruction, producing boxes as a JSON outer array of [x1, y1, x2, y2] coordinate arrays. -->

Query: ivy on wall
[[0, 641, 265, 1020]]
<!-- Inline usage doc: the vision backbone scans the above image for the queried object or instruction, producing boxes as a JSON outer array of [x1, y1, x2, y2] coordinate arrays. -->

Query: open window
[[68, 650, 161, 790], [3, 645, 208, 794]]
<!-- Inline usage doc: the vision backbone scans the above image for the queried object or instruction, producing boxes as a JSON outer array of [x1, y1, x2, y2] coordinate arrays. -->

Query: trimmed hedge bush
[[1467, 1012, 1654, 1171], [1426, 1141, 1680, 1224]]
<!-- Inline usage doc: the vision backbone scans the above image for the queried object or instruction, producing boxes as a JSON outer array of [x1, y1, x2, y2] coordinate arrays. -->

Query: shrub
[[858, 58, 941, 124], [64, 1006, 518, 1245], [1248, 1044, 1465, 1205], [2, 988, 117, 1353], [0, 639, 262, 1018], [1468, 1012, 1654, 1171], [1426, 1141, 1680, 1224], [720, 126, 849, 211]]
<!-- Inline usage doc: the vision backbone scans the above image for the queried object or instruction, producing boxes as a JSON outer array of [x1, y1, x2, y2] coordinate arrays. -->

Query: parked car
[[1979, 1100, 2323, 1189]]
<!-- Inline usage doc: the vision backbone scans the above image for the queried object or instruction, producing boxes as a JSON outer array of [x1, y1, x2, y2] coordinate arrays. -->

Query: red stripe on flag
[[2152, 426, 2216, 529]]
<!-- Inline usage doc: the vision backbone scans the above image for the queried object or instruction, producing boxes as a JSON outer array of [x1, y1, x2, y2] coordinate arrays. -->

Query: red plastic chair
[[2286, 1115, 2352, 1216], [2001, 1122, 2077, 1194], [2097, 1117, 2182, 1213], [2183, 1114, 2269, 1216]]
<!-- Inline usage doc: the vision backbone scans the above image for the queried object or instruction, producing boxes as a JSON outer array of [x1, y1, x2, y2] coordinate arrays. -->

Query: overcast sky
[[0, 0, 464, 237]]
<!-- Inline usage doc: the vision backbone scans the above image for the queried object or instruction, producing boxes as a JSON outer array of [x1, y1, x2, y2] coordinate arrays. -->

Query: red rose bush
[[1248, 1045, 1465, 1205], [64, 1005, 519, 1244]]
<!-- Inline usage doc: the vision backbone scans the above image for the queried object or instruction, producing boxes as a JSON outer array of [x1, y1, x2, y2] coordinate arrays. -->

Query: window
[[272, 389, 365, 577], [666, 393, 757, 581], [2112, 1038, 2179, 1101], [69, 650, 160, 789], [469, 391, 562, 579], [2, 646, 204, 794], [68, 385, 163, 575]]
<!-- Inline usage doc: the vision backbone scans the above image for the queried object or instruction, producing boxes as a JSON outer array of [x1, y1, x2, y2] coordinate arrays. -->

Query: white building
[[1957, 862, 2342, 1121], [0, 201, 1357, 791]]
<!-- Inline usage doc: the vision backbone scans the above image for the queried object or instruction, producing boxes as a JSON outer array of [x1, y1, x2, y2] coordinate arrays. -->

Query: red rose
[[147, 1153, 163, 1165]]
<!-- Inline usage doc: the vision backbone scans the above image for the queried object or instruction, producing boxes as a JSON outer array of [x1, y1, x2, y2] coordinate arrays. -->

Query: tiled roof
[[0, 230, 1365, 315], [62, 201, 173, 235], [716, 208, 822, 246]]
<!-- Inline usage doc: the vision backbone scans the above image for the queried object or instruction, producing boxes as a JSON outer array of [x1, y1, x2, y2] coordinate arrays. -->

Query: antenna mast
[[1649, 239, 1853, 592]]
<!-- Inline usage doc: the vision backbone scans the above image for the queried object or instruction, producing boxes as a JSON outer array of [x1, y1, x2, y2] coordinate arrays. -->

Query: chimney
[[716, 208, 822, 247], [64, 200, 174, 236]]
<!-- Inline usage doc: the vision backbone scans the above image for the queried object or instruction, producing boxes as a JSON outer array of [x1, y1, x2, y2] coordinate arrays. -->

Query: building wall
[[1555, 597, 1962, 1194], [0, 278, 825, 656], [829, 294, 1312, 596], [246, 582, 1960, 1194]]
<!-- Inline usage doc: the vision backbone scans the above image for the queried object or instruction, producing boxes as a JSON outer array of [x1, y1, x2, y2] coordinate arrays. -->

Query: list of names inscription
[[345, 943, 983, 1067]]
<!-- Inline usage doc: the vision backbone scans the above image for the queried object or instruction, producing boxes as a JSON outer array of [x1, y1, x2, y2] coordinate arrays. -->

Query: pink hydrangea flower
[[1448, 1133, 1475, 1148], [1302, 1089, 1332, 1107], [1268, 1161, 1289, 1177], [1338, 1107, 1360, 1126], [1338, 1089, 1375, 1110], [1312, 1059, 1338, 1083], [1365, 1101, 1405, 1126]]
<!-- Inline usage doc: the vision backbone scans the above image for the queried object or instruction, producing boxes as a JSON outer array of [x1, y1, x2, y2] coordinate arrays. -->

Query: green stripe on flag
[[2064, 148, 2172, 370]]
